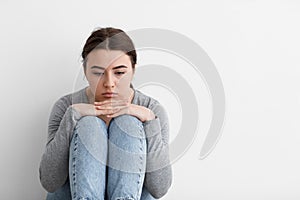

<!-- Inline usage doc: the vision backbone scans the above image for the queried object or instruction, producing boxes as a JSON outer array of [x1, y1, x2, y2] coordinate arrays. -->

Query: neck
[[129, 87, 135, 103]]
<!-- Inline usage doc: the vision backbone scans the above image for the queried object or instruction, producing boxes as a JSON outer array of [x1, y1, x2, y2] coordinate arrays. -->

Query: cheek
[[119, 73, 133, 83], [87, 78, 97, 87], [87, 77, 103, 90]]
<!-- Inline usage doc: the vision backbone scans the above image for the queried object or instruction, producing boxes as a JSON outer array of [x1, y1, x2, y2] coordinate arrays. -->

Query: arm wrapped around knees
[[39, 97, 82, 192], [143, 103, 173, 199]]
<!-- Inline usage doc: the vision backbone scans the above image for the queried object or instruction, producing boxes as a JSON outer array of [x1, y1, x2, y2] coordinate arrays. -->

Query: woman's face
[[84, 49, 134, 102]]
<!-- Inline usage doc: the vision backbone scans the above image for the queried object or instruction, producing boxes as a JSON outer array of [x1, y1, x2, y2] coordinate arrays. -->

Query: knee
[[108, 115, 146, 153], [107, 115, 147, 173], [73, 116, 108, 143], [71, 116, 108, 161], [110, 114, 144, 137], [76, 116, 106, 128], [113, 114, 142, 125]]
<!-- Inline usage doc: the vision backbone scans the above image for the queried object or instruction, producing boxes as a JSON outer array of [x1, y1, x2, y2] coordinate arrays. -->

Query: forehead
[[86, 49, 131, 69]]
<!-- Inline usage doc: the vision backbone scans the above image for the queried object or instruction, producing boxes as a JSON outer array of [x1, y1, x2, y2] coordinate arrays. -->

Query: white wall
[[0, 0, 300, 199]]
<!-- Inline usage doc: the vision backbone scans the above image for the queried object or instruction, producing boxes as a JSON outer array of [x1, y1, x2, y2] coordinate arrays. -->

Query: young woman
[[39, 27, 172, 200]]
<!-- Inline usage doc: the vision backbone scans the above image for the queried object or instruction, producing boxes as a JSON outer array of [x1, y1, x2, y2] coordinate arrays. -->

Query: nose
[[103, 72, 115, 88]]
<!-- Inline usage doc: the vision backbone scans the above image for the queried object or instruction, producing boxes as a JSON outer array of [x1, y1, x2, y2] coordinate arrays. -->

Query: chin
[[94, 96, 103, 102]]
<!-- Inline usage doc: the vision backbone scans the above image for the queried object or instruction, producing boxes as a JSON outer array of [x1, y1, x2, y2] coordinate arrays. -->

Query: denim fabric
[[46, 115, 156, 200]]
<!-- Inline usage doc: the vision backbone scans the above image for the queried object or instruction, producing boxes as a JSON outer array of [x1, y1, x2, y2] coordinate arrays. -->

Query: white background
[[0, 0, 300, 199]]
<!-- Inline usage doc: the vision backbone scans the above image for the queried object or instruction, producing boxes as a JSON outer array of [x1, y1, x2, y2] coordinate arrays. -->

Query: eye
[[115, 72, 125, 75], [93, 72, 104, 76]]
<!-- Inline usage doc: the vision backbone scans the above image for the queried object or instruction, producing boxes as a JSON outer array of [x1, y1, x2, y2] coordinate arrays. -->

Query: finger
[[94, 99, 129, 105], [94, 101, 129, 107], [106, 109, 125, 118], [97, 107, 122, 116], [94, 99, 126, 104], [106, 107, 130, 118], [95, 104, 129, 110]]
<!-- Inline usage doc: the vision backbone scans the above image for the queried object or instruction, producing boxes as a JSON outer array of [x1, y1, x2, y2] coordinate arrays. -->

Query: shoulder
[[51, 87, 88, 112], [133, 89, 168, 120], [133, 89, 161, 109], [134, 89, 170, 144]]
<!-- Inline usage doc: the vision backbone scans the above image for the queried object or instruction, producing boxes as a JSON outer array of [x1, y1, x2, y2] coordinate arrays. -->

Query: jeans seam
[[71, 132, 79, 199], [137, 128, 145, 199]]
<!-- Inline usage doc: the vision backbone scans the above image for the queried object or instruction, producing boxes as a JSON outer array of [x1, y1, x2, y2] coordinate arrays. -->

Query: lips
[[102, 92, 117, 97]]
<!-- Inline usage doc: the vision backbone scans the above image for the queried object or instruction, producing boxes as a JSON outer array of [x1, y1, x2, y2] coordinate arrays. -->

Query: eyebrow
[[91, 65, 128, 70]]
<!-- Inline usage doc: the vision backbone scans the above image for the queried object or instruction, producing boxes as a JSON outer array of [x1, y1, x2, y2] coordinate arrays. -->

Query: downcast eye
[[93, 72, 104, 76], [115, 72, 125, 75]]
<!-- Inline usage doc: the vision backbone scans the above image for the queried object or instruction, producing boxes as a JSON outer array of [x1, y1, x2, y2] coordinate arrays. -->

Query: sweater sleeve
[[142, 103, 173, 199], [39, 97, 82, 193]]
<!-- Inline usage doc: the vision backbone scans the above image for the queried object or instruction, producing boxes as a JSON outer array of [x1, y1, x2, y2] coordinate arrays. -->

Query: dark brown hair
[[81, 27, 137, 72]]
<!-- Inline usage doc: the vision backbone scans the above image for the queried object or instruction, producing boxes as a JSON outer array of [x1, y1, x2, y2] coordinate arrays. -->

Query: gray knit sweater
[[39, 86, 172, 199]]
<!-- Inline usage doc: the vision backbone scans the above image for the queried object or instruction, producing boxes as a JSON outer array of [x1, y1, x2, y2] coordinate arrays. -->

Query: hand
[[94, 99, 130, 117], [131, 104, 155, 122], [72, 99, 129, 117], [97, 102, 155, 123]]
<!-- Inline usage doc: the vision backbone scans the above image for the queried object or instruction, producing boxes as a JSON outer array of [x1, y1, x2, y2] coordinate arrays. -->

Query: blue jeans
[[46, 115, 156, 200]]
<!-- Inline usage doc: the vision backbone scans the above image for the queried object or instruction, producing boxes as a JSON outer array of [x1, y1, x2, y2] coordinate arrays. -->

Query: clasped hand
[[72, 99, 155, 123]]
